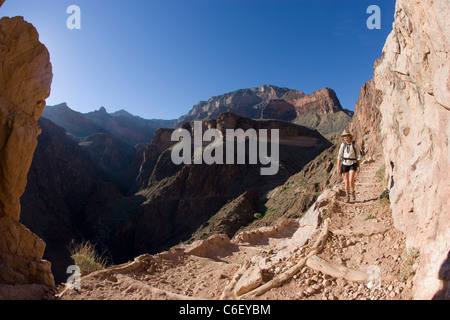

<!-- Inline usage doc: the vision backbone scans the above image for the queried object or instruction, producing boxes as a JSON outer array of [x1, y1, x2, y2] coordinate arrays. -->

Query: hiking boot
[[350, 191, 356, 202], [345, 195, 350, 203]]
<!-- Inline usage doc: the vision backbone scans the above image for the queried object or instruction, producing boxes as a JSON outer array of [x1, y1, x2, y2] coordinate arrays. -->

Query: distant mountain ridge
[[44, 84, 352, 144], [176, 85, 352, 126], [43, 103, 176, 146]]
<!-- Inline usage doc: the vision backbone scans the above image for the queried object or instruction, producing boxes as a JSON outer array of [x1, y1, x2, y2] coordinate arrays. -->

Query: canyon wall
[[349, 75, 383, 159], [176, 85, 351, 126], [356, 0, 449, 299], [0, 15, 54, 286]]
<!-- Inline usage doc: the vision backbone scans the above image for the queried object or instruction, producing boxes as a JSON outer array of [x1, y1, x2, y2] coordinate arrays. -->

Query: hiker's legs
[[349, 169, 356, 201], [343, 172, 350, 195], [349, 169, 356, 191]]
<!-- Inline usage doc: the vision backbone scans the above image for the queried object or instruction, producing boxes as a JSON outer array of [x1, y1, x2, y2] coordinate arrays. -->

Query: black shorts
[[341, 163, 358, 173]]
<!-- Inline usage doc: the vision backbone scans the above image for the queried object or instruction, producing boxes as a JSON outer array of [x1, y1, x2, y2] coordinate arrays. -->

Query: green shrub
[[254, 213, 263, 220], [69, 241, 108, 276]]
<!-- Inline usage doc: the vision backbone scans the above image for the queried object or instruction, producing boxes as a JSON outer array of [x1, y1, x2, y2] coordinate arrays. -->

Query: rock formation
[[0, 16, 54, 286], [176, 85, 352, 133], [259, 99, 297, 122], [284, 87, 344, 116], [349, 74, 383, 159], [352, 0, 449, 299], [176, 85, 292, 124]]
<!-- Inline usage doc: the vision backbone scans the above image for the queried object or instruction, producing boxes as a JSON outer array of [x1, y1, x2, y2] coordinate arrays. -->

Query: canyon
[[0, 0, 448, 300], [21, 90, 338, 283]]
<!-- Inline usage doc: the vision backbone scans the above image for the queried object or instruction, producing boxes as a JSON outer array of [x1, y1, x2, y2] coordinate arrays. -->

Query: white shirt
[[338, 142, 360, 166]]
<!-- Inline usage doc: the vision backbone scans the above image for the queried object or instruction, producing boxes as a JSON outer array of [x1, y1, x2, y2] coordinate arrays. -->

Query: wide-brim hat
[[341, 129, 353, 137]]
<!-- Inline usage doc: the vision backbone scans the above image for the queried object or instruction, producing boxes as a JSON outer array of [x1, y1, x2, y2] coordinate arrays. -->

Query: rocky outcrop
[[349, 74, 384, 159], [176, 85, 292, 125], [0, 16, 54, 286], [353, 0, 449, 299], [135, 128, 177, 189], [295, 111, 353, 138], [284, 87, 344, 116], [290, 88, 353, 138], [259, 99, 297, 122]]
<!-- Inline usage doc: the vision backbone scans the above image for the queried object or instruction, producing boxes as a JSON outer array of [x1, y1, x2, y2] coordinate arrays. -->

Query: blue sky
[[1, 0, 395, 120]]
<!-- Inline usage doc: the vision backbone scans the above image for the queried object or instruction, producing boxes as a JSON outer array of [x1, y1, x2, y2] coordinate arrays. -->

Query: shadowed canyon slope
[[20, 118, 126, 283]]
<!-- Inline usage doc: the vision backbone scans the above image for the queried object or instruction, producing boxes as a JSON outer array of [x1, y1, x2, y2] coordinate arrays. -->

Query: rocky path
[[58, 157, 413, 300], [247, 158, 413, 300]]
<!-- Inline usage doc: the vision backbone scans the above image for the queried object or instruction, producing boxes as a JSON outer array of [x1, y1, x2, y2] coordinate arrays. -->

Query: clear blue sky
[[1, 0, 395, 120]]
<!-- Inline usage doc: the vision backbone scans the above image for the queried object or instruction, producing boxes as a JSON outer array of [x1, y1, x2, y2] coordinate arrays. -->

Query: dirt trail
[[58, 157, 413, 300]]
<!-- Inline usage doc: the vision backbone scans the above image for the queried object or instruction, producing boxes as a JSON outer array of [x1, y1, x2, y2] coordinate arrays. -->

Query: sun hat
[[341, 129, 353, 137]]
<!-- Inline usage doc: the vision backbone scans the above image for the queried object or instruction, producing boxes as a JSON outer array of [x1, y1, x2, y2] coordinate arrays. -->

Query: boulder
[[184, 234, 232, 258], [234, 265, 264, 296]]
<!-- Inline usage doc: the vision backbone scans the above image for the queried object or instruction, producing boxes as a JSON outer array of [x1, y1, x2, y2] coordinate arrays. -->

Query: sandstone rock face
[[0, 16, 54, 286], [177, 85, 292, 125], [259, 99, 297, 122], [366, 0, 449, 299], [284, 87, 343, 116]]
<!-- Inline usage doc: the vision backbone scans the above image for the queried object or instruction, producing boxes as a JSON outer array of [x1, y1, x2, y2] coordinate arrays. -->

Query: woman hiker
[[337, 129, 361, 203]]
